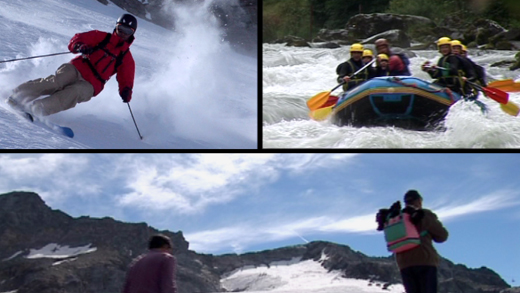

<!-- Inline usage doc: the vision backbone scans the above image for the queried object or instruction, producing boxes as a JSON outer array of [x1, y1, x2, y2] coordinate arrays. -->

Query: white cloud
[[0, 154, 87, 179], [116, 154, 359, 214], [116, 154, 277, 213], [320, 214, 378, 233], [186, 213, 377, 253], [434, 190, 520, 221], [0, 154, 95, 203], [186, 190, 520, 254], [275, 154, 358, 174]]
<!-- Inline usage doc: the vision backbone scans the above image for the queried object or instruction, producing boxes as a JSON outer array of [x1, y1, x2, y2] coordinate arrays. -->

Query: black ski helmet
[[117, 14, 137, 31]]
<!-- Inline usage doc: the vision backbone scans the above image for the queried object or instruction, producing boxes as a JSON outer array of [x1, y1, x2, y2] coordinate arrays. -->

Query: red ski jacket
[[68, 30, 135, 97]]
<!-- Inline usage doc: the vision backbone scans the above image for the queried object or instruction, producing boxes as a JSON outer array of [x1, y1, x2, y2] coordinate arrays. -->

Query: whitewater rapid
[[263, 44, 520, 148]]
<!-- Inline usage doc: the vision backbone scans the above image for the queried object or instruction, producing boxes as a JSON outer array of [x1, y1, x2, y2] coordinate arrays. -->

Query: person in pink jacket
[[122, 234, 178, 293]]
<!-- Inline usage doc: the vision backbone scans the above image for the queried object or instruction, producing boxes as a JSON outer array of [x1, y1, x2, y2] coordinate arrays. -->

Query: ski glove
[[73, 43, 93, 55], [120, 87, 132, 103]]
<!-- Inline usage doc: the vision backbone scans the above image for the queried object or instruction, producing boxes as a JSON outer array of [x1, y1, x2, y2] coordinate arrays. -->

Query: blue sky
[[0, 153, 519, 285]]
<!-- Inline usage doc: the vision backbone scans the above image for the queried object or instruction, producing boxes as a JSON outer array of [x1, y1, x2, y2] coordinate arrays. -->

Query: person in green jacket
[[396, 190, 449, 293]]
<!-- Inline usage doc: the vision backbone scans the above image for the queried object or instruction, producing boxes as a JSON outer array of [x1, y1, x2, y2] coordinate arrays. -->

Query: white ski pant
[[12, 63, 94, 116]]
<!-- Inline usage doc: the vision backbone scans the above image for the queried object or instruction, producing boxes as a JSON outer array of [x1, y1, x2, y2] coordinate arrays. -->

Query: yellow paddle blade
[[500, 100, 520, 116], [307, 91, 332, 111], [309, 105, 333, 121]]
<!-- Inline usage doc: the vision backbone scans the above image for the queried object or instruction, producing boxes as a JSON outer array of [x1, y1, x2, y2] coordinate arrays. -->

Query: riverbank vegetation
[[263, 0, 520, 42]]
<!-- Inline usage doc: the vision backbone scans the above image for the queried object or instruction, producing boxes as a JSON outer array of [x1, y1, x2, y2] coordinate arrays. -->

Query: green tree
[[263, 0, 313, 42], [310, 0, 390, 29]]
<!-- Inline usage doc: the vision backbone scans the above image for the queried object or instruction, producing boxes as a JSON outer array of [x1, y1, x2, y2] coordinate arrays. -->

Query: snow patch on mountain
[[26, 243, 96, 259], [2, 251, 22, 262], [221, 257, 405, 293], [52, 257, 78, 266]]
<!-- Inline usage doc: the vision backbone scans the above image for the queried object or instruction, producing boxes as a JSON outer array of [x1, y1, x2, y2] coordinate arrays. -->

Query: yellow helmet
[[437, 37, 451, 50], [377, 54, 389, 61], [451, 40, 463, 48], [362, 49, 373, 58], [462, 44, 468, 52], [350, 43, 364, 53]]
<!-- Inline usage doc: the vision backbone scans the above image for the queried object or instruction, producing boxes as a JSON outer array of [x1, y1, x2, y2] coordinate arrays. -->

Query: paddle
[[309, 95, 339, 121], [465, 80, 509, 104], [466, 80, 519, 116], [309, 105, 334, 121], [431, 66, 509, 104], [488, 79, 520, 92], [307, 58, 376, 111], [426, 65, 518, 116]]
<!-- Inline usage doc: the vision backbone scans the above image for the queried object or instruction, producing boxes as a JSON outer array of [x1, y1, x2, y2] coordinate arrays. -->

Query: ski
[[28, 112, 75, 138], [5, 98, 75, 138]]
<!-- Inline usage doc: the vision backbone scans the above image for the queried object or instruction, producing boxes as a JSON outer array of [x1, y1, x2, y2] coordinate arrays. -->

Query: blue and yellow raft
[[310, 76, 461, 130]]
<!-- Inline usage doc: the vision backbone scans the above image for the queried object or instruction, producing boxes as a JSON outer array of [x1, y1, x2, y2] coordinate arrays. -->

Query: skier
[[7, 14, 137, 117], [396, 190, 449, 293], [122, 234, 178, 293]]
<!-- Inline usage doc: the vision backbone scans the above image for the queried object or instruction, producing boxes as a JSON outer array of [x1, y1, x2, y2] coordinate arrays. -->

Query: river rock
[[274, 35, 310, 47], [474, 19, 507, 45], [316, 29, 353, 44], [362, 29, 411, 48], [311, 42, 341, 49], [346, 13, 436, 40]]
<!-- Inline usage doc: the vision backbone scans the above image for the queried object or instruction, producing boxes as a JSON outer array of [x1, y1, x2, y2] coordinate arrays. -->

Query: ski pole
[[127, 103, 143, 140], [0, 52, 72, 64]]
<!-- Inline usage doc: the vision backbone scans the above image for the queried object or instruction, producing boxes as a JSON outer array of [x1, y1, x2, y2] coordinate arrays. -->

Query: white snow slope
[[25, 243, 97, 259], [219, 256, 405, 293], [0, 0, 257, 149]]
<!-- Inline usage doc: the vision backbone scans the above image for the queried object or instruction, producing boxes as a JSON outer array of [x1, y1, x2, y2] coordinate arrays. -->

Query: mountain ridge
[[0, 191, 513, 293]]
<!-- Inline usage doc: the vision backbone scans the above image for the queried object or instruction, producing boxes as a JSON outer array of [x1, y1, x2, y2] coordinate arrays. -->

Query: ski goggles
[[117, 24, 135, 36]]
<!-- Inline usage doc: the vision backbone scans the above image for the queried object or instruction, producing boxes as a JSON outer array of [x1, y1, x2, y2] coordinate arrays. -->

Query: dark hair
[[404, 190, 422, 204], [148, 234, 172, 250]]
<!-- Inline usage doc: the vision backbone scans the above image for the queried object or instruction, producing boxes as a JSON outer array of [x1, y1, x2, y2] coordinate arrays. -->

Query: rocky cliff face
[[0, 191, 512, 293], [96, 0, 257, 55], [0, 191, 218, 293]]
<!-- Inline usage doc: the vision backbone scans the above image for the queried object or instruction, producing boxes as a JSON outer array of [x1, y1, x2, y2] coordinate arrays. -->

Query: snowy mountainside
[[211, 241, 510, 293], [0, 0, 257, 149], [220, 256, 405, 293]]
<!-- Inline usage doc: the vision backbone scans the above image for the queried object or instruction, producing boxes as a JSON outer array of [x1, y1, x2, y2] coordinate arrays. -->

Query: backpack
[[382, 201, 427, 253]]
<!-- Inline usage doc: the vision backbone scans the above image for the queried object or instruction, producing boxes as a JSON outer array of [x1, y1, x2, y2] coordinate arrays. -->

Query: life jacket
[[383, 202, 427, 253], [337, 59, 369, 91], [391, 52, 411, 76], [435, 55, 467, 95], [376, 67, 390, 77], [466, 58, 487, 86]]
